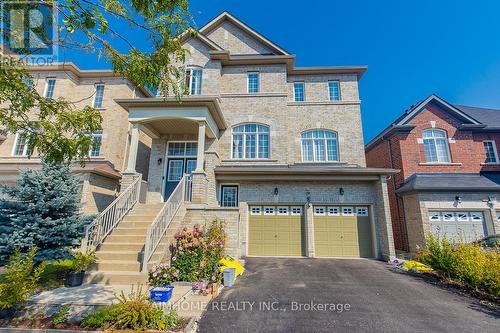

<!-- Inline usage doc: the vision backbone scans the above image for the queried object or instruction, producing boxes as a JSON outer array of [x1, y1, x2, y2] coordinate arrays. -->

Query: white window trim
[[250, 206, 262, 215], [263, 206, 275, 215], [247, 71, 259, 94], [231, 123, 270, 160], [470, 212, 483, 221], [327, 206, 340, 216], [293, 81, 305, 102], [342, 207, 354, 216], [356, 207, 369, 217], [220, 184, 239, 207], [277, 206, 289, 215], [11, 132, 30, 157], [44, 78, 56, 98], [314, 206, 326, 216], [441, 212, 455, 221], [92, 83, 105, 109], [89, 132, 103, 157], [300, 130, 339, 162], [166, 141, 198, 158], [456, 212, 470, 221], [429, 212, 441, 221], [422, 129, 451, 163], [186, 66, 202, 95], [290, 206, 303, 215], [483, 140, 499, 164], [328, 80, 341, 101]]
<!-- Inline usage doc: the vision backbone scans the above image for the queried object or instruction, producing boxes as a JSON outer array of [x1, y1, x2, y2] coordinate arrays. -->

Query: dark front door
[[164, 158, 197, 200]]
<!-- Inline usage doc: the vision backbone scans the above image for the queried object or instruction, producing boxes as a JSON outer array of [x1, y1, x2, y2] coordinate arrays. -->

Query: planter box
[[150, 286, 174, 302]]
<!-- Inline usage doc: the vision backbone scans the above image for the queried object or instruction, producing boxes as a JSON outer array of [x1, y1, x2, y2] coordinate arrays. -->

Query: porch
[[115, 96, 226, 204]]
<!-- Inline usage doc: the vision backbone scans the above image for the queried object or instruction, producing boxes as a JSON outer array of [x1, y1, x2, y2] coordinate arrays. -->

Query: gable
[[199, 12, 288, 55]]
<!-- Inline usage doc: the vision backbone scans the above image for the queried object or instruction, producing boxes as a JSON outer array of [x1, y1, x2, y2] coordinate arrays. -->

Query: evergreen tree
[[0, 161, 92, 263]]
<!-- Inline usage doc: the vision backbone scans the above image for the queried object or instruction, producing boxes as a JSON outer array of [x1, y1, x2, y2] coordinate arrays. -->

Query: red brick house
[[366, 94, 500, 253]]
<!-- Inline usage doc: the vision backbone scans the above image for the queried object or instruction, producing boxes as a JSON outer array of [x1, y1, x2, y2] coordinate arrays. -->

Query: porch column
[[125, 123, 140, 174], [195, 121, 206, 172]]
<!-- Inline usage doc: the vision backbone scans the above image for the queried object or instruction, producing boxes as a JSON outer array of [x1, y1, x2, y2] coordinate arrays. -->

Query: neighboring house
[[113, 11, 397, 264], [0, 63, 152, 213], [366, 94, 500, 253]]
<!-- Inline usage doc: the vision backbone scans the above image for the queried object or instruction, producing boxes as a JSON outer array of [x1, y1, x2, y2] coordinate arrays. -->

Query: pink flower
[[179, 251, 184, 255], [163, 273, 168, 278], [153, 272, 158, 277], [151, 265, 157, 272], [178, 246, 183, 251], [211, 275, 216, 281], [159, 263, 165, 268], [173, 271, 179, 278], [210, 240, 215, 247], [172, 256, 176, 261]]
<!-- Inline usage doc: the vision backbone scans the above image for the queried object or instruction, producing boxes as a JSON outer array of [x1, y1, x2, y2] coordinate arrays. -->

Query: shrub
[[0, 248, 46, 310], [82, 287, 178, 330], [418, 234, 500, 296], [39, 259, 75, 287], [70, 250, 97, 272], [52, 304, 70, 325], [149, 220, 226, 286]]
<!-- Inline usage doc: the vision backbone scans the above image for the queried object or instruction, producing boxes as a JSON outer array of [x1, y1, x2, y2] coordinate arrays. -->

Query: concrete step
[[96, 251, 141, 261], [93, 260, 141, 272], [122, 215, 157, 222], [119, 221, 153, 228], [106, 234, 146, 243], [85, 271, 148, 285], [111, 227, 148, 236], [99, 242, 144, 252]]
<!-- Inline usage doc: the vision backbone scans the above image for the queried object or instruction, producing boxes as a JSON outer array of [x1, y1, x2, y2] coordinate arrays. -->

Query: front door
[[164, 158, 197, 200]]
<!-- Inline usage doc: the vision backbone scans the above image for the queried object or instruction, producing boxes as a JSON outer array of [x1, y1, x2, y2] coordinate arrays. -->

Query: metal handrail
[[142, 175, 191, 271], [81, 176, 141, 252]]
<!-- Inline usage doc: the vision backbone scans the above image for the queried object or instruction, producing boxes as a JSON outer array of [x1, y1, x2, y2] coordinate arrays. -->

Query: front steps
[[86, 203, 164, 285], [85, 202, 189, 285]]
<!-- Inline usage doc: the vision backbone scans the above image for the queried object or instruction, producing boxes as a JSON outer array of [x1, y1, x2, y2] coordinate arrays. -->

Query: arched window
[[422, 129, 451, 163], [185, 66, 202, 95], [301, 130, 339, 162], [232, 124, 270, 159]]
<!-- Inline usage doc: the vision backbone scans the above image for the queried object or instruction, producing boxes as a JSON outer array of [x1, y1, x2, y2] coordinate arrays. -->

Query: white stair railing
[[142, 175, 191, 271], [81, 176, 141, 252]]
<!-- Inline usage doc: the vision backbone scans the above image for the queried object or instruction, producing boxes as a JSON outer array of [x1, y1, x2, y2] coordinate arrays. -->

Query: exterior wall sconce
[[454, 195, 461, 204], [157, 158, 163, 165], [274, 187, 279, 196], [339, 187, 345, 196], [306, 191, 311, 207], [487, 195, 496, 208]]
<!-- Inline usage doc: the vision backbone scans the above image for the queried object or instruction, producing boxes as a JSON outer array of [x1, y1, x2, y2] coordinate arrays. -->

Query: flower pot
[[150, 286, 174, 302], [65, 270, 85, 287]]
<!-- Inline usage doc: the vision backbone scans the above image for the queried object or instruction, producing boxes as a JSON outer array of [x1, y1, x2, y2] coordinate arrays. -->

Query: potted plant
[[65, 250, 96, 287]]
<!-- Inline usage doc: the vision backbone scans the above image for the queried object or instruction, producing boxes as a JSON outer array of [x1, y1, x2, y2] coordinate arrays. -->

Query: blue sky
[[66, 0, 500, 142]]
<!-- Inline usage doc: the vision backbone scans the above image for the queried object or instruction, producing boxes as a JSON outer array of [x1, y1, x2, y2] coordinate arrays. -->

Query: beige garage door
[[248, 206, 305, 256], [314, 206, 373, 258]]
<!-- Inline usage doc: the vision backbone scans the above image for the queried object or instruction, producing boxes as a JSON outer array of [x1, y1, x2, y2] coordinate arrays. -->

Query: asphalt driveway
[[198, 258, 498, 333]]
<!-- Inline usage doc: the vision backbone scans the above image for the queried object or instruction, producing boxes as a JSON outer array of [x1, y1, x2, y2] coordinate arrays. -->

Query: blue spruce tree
[[0, 161, 92, 263]]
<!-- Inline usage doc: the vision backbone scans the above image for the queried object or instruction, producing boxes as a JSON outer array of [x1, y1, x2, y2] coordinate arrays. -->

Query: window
[[293, 82, 305, 102], [221, 185, 238, 207], [301, 130, 339, 162], [264, 206, 275, 215], [456, 212, 469, 221], [247, 72, 259, 93], [167, 160, 183, 181], [429, 212, 441, 221], [342, 207, 354, 216], [328, 81, 340, 101], [442, 212, 455, 221], [314, 206, 326, 215], [24, 77, 33, 89], [93, 84, 105, 108], [232, 124, 270, 159], [470, 212, 483, 221], [422, 129, 451, 163], [356, 207, 368, 216], [250, 206, 262, 215], [291, 206, 302, 215], [89, 131, 102, 157], [167, 142, 197, 157], [328, 206, 340, 216], [186, 67, 202, 95], [44, 78, 56, 99], [483, 141, 499, 163], [277, 206, 288, 215], [12, 132, 31, 156]]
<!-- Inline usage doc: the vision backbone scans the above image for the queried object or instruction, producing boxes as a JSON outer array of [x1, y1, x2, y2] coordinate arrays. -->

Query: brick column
[[306, 204, 314, 257], [121, 172, 141, 192], [374, 175, 396, 260], [190, 172, 208, 204]]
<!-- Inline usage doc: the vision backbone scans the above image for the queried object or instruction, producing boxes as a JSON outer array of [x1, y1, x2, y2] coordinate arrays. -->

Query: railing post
[[142, 226, 152, 272]]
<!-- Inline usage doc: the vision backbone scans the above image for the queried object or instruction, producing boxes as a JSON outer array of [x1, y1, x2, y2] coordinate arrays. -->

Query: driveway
[[198, 258, 499, 333]]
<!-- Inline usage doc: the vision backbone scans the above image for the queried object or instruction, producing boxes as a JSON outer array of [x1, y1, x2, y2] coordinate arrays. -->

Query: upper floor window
[[328, 81, 340, 101], [23, 77, 33, 89], [232, 123, 269, 159], [293, 82, 305, 102], [247, 72, 259, 93], [301, 130, 339, 162], [44, 78, 56, 99], [422, 129, 451, 163], [93, 84, 105, 108], [12, 132, 32, 157], [186, 67, 202, 95], [89, 131, 103, 157], [483, 140, 499, 164]]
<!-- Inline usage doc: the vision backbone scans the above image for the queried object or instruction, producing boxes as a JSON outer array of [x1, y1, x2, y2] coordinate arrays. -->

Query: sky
[[64, 0, 500, 142]]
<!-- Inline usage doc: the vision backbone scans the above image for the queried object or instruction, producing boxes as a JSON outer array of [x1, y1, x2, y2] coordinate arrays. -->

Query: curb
[[183, 316, 198, 333], [0, 329, 102, 333]]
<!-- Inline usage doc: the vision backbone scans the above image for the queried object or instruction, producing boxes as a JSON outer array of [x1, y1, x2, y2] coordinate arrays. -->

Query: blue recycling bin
[[223, 267, 236, 287], [150, 286, 174, 302]]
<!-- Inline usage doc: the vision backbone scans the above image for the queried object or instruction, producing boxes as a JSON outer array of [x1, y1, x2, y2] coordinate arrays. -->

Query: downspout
[[384, 136, 409, 252]]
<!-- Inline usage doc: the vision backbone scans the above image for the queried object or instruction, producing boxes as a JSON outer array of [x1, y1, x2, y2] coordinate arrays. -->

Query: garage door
[[314, 206, 373, 258], [429, 211, 487, 242], [248, 206, 305, 256]]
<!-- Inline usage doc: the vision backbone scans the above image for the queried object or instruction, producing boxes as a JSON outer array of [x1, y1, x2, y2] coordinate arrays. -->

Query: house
[[2, 12, 398, 284], [0, 63, 152, 213], [366, 94, 500, 253]]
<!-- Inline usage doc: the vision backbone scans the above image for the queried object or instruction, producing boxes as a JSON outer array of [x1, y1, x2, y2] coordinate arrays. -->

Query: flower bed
[[149, 220, 226, 290]]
